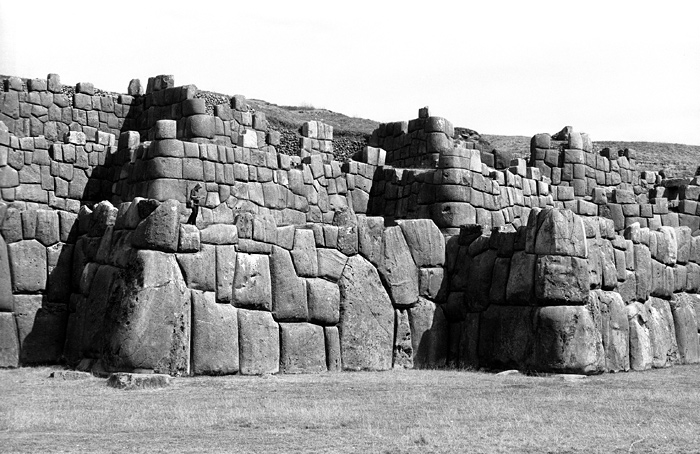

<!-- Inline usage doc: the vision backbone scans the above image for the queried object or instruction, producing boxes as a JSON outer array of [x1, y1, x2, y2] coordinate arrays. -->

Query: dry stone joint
[[1, 73, 699, 376]]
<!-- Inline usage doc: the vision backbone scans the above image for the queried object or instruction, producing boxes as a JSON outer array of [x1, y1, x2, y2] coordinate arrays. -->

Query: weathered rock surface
[[465, 249, 497, 311], [50, 370, 92, 380], [191, 291, 239, 375], [238, 309, 279, 375], [306, 278, 340, 325], [338, 255, 393, 371], [378, 226, 419, 307], [478, 305, 535, 370], [594, 291, 629, 372], [0, 312, 20, 367], [535, 255, 589, 304], [409, 298, 448, 368], [291, 229, 318, 277], [670, 293, 700, 364], [357, 215, 384, 266], [279, 323, 326, 373], [0, 235, 13, 310], [532, 305, 605, 374], [397, 219, 445, 267], [103, 250, 190, 376], [324, 326, 341, 372], [232, 253, 272, 311], [627, 302, 653, 371], [393, 309, 413, 368], [270, 246, 308, 321], [131, 199, 180, 252], [14, 295, 67, 364], [533, 209, 587, 258], [176, 244, 216, 291], [107, 372, 172, 390], [8, 239, 46, 292], [646, 297, 678, 368]]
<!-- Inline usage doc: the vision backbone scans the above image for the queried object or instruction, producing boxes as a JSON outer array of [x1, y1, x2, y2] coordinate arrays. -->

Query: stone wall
[[1, 73, 699, 376]]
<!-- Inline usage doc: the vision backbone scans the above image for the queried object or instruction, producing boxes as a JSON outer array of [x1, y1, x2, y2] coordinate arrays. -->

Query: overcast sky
[[1, 1, 698, 145]]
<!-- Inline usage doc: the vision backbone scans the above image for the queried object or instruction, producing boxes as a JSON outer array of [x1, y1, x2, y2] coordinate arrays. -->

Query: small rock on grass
[[495, 369, 522, 377], [50, 370, 93, 380], [107, 372, 172, 390]]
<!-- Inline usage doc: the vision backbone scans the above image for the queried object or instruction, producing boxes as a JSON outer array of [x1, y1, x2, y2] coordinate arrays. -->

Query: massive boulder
[[338, 255, 394, 371], [532, 304, 605, 374], [238, 308, 279, 375], [191, 290, 239, 375], [646, 297, 678, 368], [279, 322, 326, 373], [670, 293, 700, 364], [627, 302, 653, 371], [409, 298, 448, 368], [397, 219, 445, 267], [103, 250, 191, 376], [594, 290, 629, 372], [378, 226, 419, 307], [478, 305, 535, 370]]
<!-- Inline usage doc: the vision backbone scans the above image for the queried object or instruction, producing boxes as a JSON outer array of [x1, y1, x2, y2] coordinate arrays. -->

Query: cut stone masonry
[[1, 73, 699, 375]]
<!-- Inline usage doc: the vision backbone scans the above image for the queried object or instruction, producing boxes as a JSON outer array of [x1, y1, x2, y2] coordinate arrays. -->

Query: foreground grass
[[1, 366, 700, 453]]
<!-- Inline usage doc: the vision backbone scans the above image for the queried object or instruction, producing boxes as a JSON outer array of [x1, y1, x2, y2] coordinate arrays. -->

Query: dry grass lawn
[[2, 366, 700, 453]]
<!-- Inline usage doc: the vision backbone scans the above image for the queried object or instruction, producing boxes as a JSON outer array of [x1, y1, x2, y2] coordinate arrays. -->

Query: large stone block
[[465, 249, 497, 311], [333, 207, 358, 256], [14, 295, 67, 364], [478, 305, 535, 370], [238, 309, 279, 375], [338, 255, 394, 371], [47, 242, 73, 303], [8, 239, 46, 292], [532, 304, 605, 374], [378, 226, 419, 307], [505, 251, 536, 304], [291, 229, 318, 277], [670, 293, 700, 364], [191, 291, 239, 375], [279, 323, 326, 373], [409, 298, 449, 368], [535, 255, 589, 305], [393, 309, 413, 368], [0, 312, 20, 367], [215, 245, 236, 303], [594, 290, 629, 372], [270, 246, 307, 321], [186, 114, 215, 139], [232, 253, 272, 311], [634, 244, 652, 301], [306, 278, 340, 325], [132, 199, 180, 252], [324, 326, 341, 372], [357, 215, 384, 266], [0, 234, 13, 311], [533, 209, 587, 258], [627, 302, 653, 371], [103, 251, 190, 376], [176, 244, 216, 291], [646, 297, 678, 368], [397, 219, 445, 267], [456, 313, 480, 369], [317, 248, 348, 282]]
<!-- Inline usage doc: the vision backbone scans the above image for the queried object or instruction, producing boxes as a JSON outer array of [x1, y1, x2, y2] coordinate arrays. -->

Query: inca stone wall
[[1, 73, 699, 375]]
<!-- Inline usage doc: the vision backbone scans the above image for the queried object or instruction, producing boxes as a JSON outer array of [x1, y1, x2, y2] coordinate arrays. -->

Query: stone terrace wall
[[2, 74, 700, 376]]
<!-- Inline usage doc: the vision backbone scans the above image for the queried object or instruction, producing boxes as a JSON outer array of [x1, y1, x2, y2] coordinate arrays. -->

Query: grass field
[[2, 366, 700, 453]]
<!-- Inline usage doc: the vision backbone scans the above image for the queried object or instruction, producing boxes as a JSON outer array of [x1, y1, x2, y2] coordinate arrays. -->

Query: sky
[[1, 1, 698, 145]]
